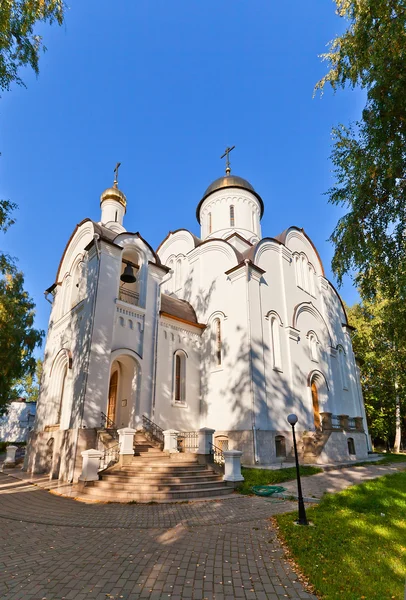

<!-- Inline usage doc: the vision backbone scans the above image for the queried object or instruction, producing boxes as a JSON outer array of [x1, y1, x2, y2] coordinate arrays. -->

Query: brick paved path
[[0, 474, 316, 600], [282, 461, 406, 499]]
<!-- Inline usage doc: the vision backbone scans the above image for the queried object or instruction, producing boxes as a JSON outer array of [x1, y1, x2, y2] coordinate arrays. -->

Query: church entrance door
[[311, 381, 321, 430], [107, 370, 118, 424]]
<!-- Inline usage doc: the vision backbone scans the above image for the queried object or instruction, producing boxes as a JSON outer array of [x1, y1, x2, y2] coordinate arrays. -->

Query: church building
[[26, 158, 371, 482]]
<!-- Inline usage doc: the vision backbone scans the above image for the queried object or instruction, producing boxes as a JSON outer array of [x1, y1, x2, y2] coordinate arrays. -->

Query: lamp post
[[287, 414, 308, 526]]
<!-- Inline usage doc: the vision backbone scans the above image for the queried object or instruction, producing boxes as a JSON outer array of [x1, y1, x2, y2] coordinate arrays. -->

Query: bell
[[120, 264, 136, 284]]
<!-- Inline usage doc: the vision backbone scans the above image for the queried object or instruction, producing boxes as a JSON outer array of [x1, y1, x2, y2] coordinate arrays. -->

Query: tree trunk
[[393, 379, 401, 453]]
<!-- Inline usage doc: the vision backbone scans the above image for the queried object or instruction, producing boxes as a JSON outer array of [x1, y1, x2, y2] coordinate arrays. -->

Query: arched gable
[[276, 226, 324, 277], [293, 302, 333, 346], [55, 220, 95, 284], [157, 229, 201, 264]]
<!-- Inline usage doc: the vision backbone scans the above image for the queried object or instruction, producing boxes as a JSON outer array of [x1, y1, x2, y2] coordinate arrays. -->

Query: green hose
[[251, 485, 286, 497]]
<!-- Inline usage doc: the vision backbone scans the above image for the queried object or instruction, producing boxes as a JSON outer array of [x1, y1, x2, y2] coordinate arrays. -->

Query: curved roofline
[[190, 236, 244, 263], [326, 279, 349, 326], [275, 226, 325, 276], [196, 184, 264, 224], [114, 231, 162, 265], [292, 301, 333, 347], [54, 218, 122, 283], [156, 229, 202, 255]]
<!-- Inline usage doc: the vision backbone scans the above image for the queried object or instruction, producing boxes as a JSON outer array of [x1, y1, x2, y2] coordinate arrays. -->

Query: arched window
[[71, 260, 84, 308], [270, 316, 282, 371], [309, 265, 316, 297], [347, 437, 356, 455], [230, 205, 235, 226], [208, 212, 212, 234], [174, 351, 186, 403], [119, 316, 125, 327], [62, 275, 72, 315], [275, 435, 286, 458], [175, 258, 182, 290], [309, 332, 318, 362], [167, 258, 174, 293], [294, 254, 303, 289], [338, 346, 348, 390], [301, 255, 309, 292], [128, 319, 133, 329], [50, 350, 70, 426], [213, 318, 222, 366]]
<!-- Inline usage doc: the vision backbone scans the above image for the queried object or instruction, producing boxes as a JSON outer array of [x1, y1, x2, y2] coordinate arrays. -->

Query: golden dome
[[100, 185, 127, 210]]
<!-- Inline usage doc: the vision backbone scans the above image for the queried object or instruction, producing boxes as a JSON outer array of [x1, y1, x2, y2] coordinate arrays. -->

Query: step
[[100, 473, 219, 484], [80, 484, 233, 502], [95, 479, 223, 492], [110, 466, 206, 475]]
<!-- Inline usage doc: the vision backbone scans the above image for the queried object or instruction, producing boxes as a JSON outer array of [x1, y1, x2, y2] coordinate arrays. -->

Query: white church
[[26, 157, 371, 483]]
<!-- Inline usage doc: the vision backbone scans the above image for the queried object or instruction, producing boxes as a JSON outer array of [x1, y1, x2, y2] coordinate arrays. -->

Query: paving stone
[[0, 472, 320, 600]]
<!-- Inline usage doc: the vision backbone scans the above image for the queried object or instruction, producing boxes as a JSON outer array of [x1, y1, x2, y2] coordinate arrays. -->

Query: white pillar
[[197, 427, 215, 455], [79, 449, 103, 482], [4, 445, 17, 465], [118, 427, 136, 455], [164, 430, 179, 453], [223, 450, 244, 482]]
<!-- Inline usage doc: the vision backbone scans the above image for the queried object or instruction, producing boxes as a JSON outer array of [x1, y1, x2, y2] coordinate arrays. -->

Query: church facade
[[26, 167, 371, 481]]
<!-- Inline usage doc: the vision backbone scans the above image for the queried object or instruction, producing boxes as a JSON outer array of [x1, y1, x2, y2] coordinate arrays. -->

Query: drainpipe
[[68, 234, 102, 482], [245, 260, 259, 463], [151, 269, 172, 421]]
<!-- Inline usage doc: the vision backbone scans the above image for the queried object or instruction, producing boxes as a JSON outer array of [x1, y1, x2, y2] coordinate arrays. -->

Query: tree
[[315, 1, 406, 299], [0, 0, 65, 92], [316, 1, 406, 452], [0, 203, 43, 414], [347, 298, 405, 451], [12, 357, 42, 402]]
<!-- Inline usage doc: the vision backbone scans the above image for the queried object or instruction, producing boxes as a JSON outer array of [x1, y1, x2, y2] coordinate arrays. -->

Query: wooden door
[[311, 381, 321, 429], [107, 370, 118, 424]]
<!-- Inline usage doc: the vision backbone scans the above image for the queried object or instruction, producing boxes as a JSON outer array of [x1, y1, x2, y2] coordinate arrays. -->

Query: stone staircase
[[79, 432, 233, 503]]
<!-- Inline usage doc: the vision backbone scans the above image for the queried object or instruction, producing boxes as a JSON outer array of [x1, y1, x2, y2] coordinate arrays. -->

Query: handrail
[[99, 442, 120, 471], [177, 431, 199, 453], [142, 415, 164, 444], [100, 412, 119, 440], [209, 442, 225, 466]]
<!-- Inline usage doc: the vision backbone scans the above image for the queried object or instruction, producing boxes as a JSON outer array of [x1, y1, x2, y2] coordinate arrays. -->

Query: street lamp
[[287, 414, 308, 526]]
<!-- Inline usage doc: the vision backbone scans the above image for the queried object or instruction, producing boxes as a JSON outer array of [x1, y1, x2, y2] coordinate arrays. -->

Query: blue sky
[[1, 0, 363, 349]]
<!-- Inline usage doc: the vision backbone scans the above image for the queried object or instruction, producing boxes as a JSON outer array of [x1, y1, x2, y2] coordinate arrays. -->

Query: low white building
[[0, 399, 36, 443], [26, 167, 371, 481]]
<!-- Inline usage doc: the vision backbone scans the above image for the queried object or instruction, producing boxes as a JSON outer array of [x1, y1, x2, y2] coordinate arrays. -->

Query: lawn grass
[[373, 452, 406, 465], [275, 471, 406, 599], [236, 465, 322, 495]]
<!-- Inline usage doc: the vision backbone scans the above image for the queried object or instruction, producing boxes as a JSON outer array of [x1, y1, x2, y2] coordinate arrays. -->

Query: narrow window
[[214, 319, 222, 366], [252, 211, 255, 232], [175, 258, 182, 290], [275, 435, 286, 458], [339, 347, 348, 390], [347, 437, 356, 455], [295, 255, 303, 289], [115, 210, 118, 222], [175, 354, 181, 402], [310, 266, 316, 296], [208, 212, 212, 234], [128, 319, 133, 329], [119, 316, 125, 327], [309, 333, 318, 362], [230, 205, 235, 226], [301, 255, 308, 292], [174, 352, 186, 403], [270, 317, 282, 371]]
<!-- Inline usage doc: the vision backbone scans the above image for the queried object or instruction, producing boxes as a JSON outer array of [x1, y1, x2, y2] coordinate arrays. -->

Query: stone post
[[354, 417, 364, 432], [320, 412, 332, 431], [223, 450, 244, 483], [4, 445, 17, 467], [338, 414, 349, 431], [197, 428, 215, 455], [79, 449, 103, 482], [163, 429, 179, 453], [118, 427, 136, 466]]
